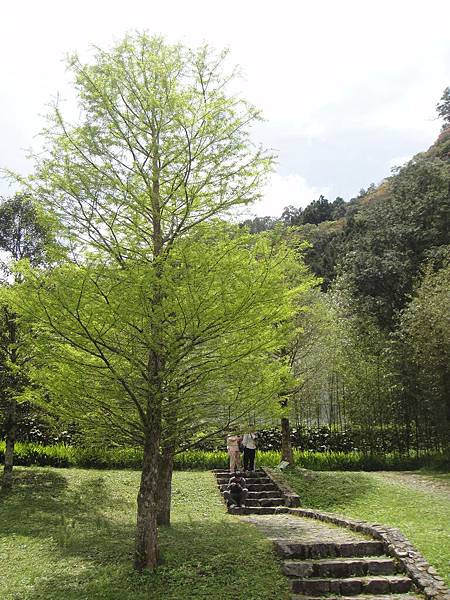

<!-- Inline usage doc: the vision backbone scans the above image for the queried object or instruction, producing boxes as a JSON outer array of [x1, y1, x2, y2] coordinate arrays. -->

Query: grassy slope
[[283, 469, 450, 586], [0, 468, 290, 600]]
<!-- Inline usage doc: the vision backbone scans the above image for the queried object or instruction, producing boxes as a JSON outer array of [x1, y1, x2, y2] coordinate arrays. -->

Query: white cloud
[[388, 155, 413, 170], [242, 173, 328, 219], [1, 0, 449, 199]]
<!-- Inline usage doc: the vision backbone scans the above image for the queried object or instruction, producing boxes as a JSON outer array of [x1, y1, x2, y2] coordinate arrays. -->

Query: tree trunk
[[133, 121, 166, 570], [2, 398, 17, 489], [281, 417, 294, 464], [157, 445, 174, 526], [134, 427, 161, 571], [3, 308, 18, 490]]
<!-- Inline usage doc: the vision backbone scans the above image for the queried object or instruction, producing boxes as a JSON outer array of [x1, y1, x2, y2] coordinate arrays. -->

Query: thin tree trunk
[[157, 445, 174, 526], [281, 417, 294, 464], [158, 407, 178, 525], [3, 398, 17, 489], [133, 121, 165, 571], [134, 425, 161, 571], [3, 308, 18, 490]]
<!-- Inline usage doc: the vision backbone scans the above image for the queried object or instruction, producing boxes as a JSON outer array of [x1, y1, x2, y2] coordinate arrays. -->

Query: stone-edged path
[[242, 513, 422, 600], [213, 469, 435, 600]]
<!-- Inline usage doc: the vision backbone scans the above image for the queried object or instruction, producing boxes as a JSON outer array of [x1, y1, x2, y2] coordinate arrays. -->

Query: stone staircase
[[214, 469, 290, 514], [215, 470, 432, 600], [275, 538, 422, 600]]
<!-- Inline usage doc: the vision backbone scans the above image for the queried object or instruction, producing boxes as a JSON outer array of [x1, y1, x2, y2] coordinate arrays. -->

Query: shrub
[[1, 442, 448, 471]]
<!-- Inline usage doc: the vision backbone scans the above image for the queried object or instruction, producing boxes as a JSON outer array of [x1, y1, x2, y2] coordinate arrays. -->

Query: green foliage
[[393, 261, 450, 447], [9, 33, 313, 459], [0, 194, 58, 267], [2, 442, 446, 471], [293, 450, 449, 471], [0, 467, 291, 599], [240, 215, 277, 233], [17, 224, 305, 448], [337, 157, 450, 329], [0, 193, 61, 487], [301, 195, 333, 225], [294, 221, 345, 289]]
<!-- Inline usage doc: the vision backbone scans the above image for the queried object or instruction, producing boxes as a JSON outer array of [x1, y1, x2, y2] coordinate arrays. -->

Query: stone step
[[245, 498, 286, 507], [291, 594, 423, 600], [228, 505, 289, 515], [216, 476, 272, 484], [247, 490, 283, 499], [283, 558, 399, 578], [220, 482, 278, 492], [275, 541, 386, 560], [213, 469, 266, 477], [291, 575, 412, 596]]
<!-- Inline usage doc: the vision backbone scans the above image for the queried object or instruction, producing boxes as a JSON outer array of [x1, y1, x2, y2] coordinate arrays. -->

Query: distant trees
[[281, 205, 302, 227], [301, 195, 333, 225], [249, 88, 450, 453], [0, 194, 55, 489], [436, 86, 450, 128], [396, 261, 450, 448], [337, 158, 450, 329], [240, 215, 277, 233]]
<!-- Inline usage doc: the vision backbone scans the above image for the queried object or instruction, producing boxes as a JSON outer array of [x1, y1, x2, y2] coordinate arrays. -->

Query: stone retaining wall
[[264, 467, 301, 507]]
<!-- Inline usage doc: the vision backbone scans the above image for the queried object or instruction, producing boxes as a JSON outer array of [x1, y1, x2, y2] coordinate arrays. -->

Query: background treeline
[[243, 115, 450, 455]]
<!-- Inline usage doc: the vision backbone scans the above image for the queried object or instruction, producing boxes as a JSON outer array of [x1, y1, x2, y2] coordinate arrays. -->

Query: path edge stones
[[264, 468, 449, 600], [287, 507, 449, 600]]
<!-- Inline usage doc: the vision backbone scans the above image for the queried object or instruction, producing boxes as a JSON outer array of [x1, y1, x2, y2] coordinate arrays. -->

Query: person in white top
[[242, 432, 257, 472]]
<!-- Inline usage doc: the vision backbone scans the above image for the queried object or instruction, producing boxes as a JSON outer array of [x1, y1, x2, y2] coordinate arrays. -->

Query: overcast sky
[[1, 0, 449, 217]]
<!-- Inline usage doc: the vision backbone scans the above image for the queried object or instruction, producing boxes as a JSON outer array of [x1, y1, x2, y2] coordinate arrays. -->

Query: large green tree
[[14, 34, 302, 570]]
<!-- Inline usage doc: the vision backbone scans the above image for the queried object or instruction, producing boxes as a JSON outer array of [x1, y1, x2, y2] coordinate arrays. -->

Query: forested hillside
[[243, 92, 450, 454]]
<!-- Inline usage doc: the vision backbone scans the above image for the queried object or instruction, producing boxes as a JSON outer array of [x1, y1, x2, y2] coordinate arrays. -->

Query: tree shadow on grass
[[0, 468, 135, 567], [1, 468, 68, 496], [0, 468, 69, 535], [1, 469, 290, 600], [16, 517, 289, 600]]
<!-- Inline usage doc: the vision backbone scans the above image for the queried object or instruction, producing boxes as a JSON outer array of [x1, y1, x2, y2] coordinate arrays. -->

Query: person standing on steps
[[226, 431, 242, 472], [242, 431, 257, 472], [223, 471, 248, 508]]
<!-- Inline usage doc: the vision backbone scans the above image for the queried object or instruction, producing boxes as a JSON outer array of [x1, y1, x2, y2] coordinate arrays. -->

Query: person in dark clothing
[[223, 471, 248, 507], [242, 431, 257, 472]]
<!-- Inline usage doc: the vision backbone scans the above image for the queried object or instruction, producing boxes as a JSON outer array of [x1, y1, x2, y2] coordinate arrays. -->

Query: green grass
[[0, 467, 291, 600], [283, 468, 450, 586]]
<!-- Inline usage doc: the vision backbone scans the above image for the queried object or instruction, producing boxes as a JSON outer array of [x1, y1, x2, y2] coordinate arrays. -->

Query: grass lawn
[[0, 467, 291, 600], [283, 468, 450, 586]]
